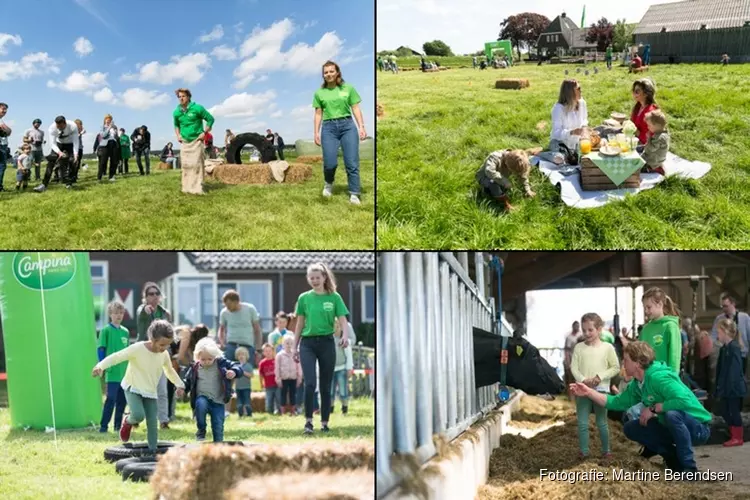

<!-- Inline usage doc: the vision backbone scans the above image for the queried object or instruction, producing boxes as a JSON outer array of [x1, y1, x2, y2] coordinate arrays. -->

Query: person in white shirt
[[34, 115, 79, 192], [712, 293, 750, 370], [536, 79, 589, 166], [23, 119, 45, 181], [0, 102, 11, 192]]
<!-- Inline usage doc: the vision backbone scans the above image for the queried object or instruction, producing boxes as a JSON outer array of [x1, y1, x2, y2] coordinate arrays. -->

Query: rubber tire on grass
[[122, 461, 158, 482], [225, 133, 276, 164], [115, 455, 160, 473], [103, 441, 178, 462]]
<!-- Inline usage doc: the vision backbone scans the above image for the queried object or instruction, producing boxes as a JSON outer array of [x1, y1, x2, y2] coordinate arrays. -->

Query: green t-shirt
[[312, 83, 362, 121], [600, 331, 615, 344], [606, 46, 613, 58], [98, 323, 130, 383], [296, 290, 349, 337], [119, 134, 130, 147], [173, 101, 215, 143]]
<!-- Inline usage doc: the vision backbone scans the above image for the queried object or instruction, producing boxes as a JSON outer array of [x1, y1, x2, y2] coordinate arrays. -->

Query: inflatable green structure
[[0, 252, 102, 430]]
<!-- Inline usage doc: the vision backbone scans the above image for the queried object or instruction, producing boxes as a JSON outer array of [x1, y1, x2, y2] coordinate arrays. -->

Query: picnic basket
[[579, 156, 640, 191]]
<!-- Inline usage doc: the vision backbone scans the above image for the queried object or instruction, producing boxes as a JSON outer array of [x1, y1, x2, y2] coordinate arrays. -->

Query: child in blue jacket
[[716, 318, 747, 447]]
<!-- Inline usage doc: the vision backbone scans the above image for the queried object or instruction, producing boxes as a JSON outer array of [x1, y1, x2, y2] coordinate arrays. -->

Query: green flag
[[581, 5, 586, 28]]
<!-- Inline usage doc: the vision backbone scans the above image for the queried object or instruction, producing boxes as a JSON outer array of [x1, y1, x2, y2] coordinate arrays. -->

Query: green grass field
[[0, 152, 374, 249], [377, 63, 750, 249], [0, 380, 373, 500]]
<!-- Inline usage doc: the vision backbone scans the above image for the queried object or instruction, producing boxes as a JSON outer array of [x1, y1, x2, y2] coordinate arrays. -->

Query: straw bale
[[224, 471, 374, 500], [295, 155, 323, 164], [206, 163, 312, 184], [495, 79, 530, 89]]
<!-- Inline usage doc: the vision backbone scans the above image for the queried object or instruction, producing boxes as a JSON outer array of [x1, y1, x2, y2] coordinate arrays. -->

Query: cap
[[33, 119, 42, 124]]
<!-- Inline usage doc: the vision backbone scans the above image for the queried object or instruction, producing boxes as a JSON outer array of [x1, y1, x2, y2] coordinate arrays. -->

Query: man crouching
[[476, 149, 535, 211]]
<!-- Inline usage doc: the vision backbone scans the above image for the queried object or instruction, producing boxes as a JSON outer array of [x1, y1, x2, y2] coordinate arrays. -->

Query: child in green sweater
[[571, 313, 621, 458]]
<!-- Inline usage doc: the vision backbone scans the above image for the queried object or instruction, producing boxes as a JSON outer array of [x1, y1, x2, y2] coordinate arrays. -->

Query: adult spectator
[[203, 129, 216, 159], [629, 53, 643, 74], [34, 116, 79, 192], [712, 292, 750, 371], [135, 282, 173, 429], [217, 289, 262, 366], [93, 114, 119, 182], [119, 128, 131, 174], [313, 60, 367, 205], [224, 129, 235, 148], [160, 142, 178, 169], [570, 341, 711, 473], [131, 125, 151, 175], [0, 102, 11, 192], [23, 119, 45, 181], [563, 321, 583, 398], [72, 119, 85, 183], [274, 132, 285, 160], [265, 128, 274, 145], [173, 87, 214, 195]]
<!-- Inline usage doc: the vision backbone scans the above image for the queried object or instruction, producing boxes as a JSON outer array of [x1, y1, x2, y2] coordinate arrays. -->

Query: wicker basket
[[579, 156, 640, 191]]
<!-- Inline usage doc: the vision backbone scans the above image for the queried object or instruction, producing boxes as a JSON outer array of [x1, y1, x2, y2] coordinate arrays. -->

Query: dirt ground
[[479, 395, 750, 500]]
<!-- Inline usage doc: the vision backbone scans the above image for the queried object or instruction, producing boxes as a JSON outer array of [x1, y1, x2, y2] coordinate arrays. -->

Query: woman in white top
[[95, 114, 119, 182], [537, 79, 589, 165]]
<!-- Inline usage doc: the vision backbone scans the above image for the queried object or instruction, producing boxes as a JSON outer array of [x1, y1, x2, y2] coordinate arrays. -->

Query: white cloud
[[270, 110, 283, 118], [47, 70, 108, 92], [303, 20, 318, 30], [211, 45, 238, 61], [257, 75, 269, 82], [120, 88, 170, 110], [208, 91, 278, 120], [93, 87, 117, 104], [122, 53, 211, 85], [233, 19, 343, 88], [0, 34, 22, 55], [73, 36, 94, 57], [0, 52, 62, 81], [112, 56, 126, 65], [290, 105, 312, 122], [198, 25, 224, 43]]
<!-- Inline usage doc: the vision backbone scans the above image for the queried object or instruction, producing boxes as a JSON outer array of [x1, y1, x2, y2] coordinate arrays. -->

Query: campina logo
[[12, 252, 77, 291]]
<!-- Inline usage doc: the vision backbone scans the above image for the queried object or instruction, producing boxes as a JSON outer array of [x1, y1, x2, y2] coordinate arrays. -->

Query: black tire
[[103, 441, 178, 462], [121, 461, 157, 482], [115, 455, 160, 473], [225, 132, 276, 164]]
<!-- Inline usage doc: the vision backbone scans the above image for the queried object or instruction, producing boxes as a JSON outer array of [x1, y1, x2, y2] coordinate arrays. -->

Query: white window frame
[[172, 273, 219, 331], [218, 279, 274, 329], [361, 280, 375, 322], [91, 260, 109, 330]]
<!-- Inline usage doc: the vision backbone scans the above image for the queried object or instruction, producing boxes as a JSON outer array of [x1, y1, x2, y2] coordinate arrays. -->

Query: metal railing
[[377, 252, 498, 498]]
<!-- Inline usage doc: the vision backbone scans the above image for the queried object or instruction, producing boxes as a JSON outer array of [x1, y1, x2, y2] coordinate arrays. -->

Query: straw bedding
[[224, 471, 374, 500], [495, 79, 530, 90], [205, 162, 312, 184]]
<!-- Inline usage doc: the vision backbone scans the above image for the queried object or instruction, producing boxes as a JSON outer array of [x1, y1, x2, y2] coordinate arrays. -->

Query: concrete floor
[[696, 443, 750, 484]]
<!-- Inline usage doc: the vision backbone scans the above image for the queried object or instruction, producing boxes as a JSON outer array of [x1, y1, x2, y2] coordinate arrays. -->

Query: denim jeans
[[300, 335, 336, 420], [280, 379, 297, 406], [321, 117, 361, 195], [157, 373, 169, 424], [100, 382, 127, 431], [195, 395, 226, 442], [135, 148, 150, 174], [623, 410, 710, 470], [0, 145, 7, 189], [265, 387, 281, 413], [331, 369, 349, 404], [123, 388, 159, 451], [236, 388, 252, 416]]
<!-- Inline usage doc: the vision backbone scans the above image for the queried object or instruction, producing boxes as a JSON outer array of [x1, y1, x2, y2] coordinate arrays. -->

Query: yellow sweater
[[95, 341, 185, 398], [570, 340, 620, 393]]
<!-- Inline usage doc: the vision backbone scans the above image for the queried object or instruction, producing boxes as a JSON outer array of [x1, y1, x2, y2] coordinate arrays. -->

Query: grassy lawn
[[377, 63, 750, 249], [0, 380, 373, 500], [0, 151, 374, 249]]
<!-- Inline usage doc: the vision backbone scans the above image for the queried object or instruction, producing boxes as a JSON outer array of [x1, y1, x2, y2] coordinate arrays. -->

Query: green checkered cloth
[[584, 150, 645, 186]]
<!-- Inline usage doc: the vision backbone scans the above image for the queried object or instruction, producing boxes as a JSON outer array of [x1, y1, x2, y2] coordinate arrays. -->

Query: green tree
[[498, 12, 551, 60], [612, 19, 636, 52], [423, 40, 454, 56], [585, 17, 614, 52]]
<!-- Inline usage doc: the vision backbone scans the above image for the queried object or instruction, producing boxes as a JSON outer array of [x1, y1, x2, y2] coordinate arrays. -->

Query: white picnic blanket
[[535, 152, 712, 208]]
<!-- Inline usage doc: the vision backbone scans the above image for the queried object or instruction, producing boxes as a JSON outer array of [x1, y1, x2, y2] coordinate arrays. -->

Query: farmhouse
[[634, 0, 750, 63], [536, 12, 597, 57]]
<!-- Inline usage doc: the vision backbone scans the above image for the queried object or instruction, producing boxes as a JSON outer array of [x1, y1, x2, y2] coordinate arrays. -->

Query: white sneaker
[[109, 177, 116, 182], [349, 194, 361, 205], [322, 183, 333, 197]]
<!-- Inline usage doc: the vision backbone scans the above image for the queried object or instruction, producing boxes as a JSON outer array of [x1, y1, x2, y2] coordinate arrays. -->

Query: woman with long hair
[[537, 79, 589, 165], [94, 114, 119, 182], [630, 78, 659, 147]]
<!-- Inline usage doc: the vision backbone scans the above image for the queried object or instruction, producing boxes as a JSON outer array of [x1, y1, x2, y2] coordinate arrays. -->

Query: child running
[[15, 143, 32, 191], [234, 346, 254, 418], [96, 301, 130, 433], [92, 319, 185, 453], [570, 312, 621, 459], [258, 343, 281, 415], [186, 337, 243, 442], [276, 335, 303, 415], [716, 318, 747, 447]]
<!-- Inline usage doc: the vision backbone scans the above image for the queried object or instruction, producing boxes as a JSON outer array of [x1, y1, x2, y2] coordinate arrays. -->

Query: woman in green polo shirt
[[313, 60, 367, 205], [293, 262, 350, 434]]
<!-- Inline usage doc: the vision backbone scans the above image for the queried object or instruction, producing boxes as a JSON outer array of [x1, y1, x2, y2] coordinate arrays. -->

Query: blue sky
[[0, 0, 374, 151]]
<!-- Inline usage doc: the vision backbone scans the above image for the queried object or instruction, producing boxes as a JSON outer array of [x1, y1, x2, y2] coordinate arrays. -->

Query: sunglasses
[[147, 291, 161, 296], [633, 88, 643, 94]]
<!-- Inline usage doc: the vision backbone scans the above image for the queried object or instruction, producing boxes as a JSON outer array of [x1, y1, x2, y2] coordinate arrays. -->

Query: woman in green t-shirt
[[119, 128, 131, 174], [293, 262, 350, 434], [313, 60, 368, 206]]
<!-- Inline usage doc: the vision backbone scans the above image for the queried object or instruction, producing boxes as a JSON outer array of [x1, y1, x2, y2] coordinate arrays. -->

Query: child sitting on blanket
[[475, 149, 535, 211], [639, 110, 670, 176]]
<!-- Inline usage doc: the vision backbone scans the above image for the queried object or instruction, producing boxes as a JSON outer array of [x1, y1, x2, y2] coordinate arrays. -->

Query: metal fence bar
[[376, 256, 392, 496], [448, 272, 459, 428], [391, 254, 416, 454]]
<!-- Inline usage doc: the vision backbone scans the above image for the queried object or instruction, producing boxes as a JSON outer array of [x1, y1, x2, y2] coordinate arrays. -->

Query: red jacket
[[204, 131, 213, 146], [631, 102, 658, 145]]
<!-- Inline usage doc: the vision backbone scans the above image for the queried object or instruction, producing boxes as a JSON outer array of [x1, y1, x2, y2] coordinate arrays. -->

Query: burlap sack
[[181, 138, 205, 194]]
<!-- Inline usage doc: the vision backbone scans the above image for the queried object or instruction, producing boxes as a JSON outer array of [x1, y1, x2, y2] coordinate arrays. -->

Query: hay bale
[[157, 161, 171, 170], [296, 155, 323, 164], [495, 79, 530, 90], [225, 471, 374, 500], [251, 392, 265, 414], [206, 163, 312, 185], [150, 440, 375, 500]]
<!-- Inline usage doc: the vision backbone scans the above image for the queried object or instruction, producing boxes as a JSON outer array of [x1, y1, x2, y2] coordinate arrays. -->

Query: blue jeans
[[135, 147, 151, 174], [300, 335, 336, 420], [224, 342, 256, 369], [0, 145, 7, 189], [321, 117, 361, 195], [623, 410, 710, 470], [265, 387, 281, 413], [195, 395, 226, 442], [236, 388, 252, 416], [331, 369, 349, 404], [100, 382, 127, 431]]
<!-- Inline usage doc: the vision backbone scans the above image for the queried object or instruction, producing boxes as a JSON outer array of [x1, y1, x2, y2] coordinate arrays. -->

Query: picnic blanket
[[534, 152, 711, 208]]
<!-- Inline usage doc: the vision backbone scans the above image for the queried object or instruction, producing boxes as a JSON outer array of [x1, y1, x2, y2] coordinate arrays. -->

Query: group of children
[[569, 287, 746, 459]]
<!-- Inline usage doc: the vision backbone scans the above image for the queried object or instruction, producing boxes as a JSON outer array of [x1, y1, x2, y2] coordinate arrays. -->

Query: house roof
[[186, 252, 375, 272], [570, 29, 598, 49], [635, 0, 750, 34]]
